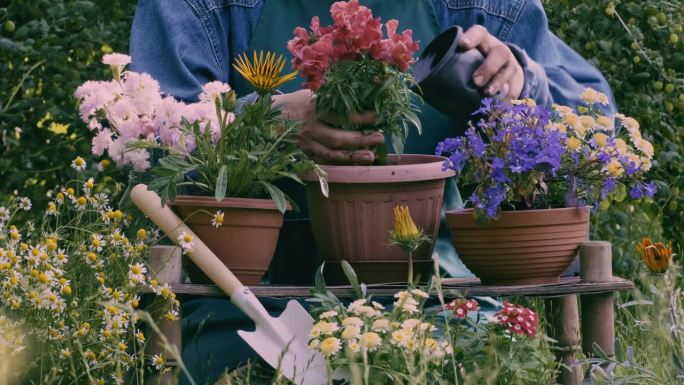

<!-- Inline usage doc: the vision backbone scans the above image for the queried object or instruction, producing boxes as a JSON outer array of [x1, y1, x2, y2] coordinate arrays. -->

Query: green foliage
[[315, 57, 422, 162], [0, 0, 134, 210], [146, 94, 321, 213], [544, 0, 684, 277]]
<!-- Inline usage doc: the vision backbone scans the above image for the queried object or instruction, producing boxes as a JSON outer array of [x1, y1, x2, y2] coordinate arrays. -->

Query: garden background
[[0, 0, 683, 383]]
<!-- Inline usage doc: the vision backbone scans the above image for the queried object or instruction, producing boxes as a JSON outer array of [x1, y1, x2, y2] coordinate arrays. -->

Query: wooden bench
[[145, 242, 632, 385]]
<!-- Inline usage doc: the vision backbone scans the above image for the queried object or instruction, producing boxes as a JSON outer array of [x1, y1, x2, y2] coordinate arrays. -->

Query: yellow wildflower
[[636, 238, 673, 273], [360, 332, 381, 351], [567, 136, 582, 152], [136, 228, 147, 240], [635, 139, 654, 159], [606, 159, 624, 177], [318, 336, 342, 357], [596, 115, 614, 130], [592, 133, 609, 148]]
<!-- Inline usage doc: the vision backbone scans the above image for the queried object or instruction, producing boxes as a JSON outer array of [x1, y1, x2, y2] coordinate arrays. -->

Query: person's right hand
[[273, 89, 385, 165]]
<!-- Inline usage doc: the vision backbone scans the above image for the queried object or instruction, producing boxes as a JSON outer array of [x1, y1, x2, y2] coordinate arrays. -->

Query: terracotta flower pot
[[302, 154, 455, 284], [171, 195, 287, 286], [446, 207, 590, 286]]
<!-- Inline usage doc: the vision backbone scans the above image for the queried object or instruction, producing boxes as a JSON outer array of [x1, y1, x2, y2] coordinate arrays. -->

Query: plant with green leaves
[[74, 52, 324, 213]]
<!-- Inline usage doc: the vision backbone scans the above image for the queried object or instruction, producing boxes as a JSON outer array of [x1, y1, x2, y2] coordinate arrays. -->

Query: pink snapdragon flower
[[288, 0, 419, 91]]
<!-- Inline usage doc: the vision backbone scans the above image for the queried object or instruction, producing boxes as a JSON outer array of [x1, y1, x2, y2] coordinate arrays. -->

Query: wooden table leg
[[146, 246, 183, 385], [545, 295, 583, 385], [579, 241, 615, 358]]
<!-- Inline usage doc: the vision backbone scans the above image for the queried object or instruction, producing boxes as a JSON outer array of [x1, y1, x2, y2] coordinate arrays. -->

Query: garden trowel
[[130, 184, 327, 385]]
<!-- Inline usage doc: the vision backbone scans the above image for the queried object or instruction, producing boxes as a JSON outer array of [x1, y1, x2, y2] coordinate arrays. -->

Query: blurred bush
[[0, 0, 133, 209], [544, 0, 683, 277]]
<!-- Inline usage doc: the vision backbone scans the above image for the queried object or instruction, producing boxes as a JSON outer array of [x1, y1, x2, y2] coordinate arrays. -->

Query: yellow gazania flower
[[390, 206, 429, 253], [636, 238, 673, 273], [233, 50, 297, 94]]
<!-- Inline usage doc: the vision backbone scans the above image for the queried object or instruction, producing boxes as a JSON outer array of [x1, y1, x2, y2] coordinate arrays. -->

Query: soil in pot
[[302, 154, 455, 285], [446, 207, 590, 286], [172, 195, 286, 286]]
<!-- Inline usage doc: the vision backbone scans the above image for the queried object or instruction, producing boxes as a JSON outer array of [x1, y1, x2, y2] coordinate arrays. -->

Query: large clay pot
[[171, 196, 286, 285], [446, 207, 590, 286], [302, 154, 455, 284]]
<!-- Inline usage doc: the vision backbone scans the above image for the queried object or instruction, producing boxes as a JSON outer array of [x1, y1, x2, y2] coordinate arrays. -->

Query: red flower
[[287, 0, 419, 91], [494, 301, 539, 337], [445, 299, 480, 319]]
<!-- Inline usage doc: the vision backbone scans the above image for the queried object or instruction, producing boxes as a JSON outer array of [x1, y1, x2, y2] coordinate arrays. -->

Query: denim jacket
[[130, 0, 615, 113]]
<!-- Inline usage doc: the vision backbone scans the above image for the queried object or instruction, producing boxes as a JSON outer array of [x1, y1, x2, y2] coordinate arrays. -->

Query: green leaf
[[313, 263, 327, 296], [215, 165, 228, 201], [341, 260, 362, 299], [261, 182, 288, 214]]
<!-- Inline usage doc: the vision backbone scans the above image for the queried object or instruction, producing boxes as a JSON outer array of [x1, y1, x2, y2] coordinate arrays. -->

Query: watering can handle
[[130, 184, 244, 296]]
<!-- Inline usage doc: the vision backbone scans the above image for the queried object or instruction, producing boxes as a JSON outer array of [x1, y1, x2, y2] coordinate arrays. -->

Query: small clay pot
[[413, 26, 485, 123], [171, 196, 287, 286], [446, 207, 590, 286], [301, 154, 455, 284]]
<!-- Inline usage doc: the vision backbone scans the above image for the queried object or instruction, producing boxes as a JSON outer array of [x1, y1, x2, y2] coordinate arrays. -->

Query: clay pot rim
[[171, 195, 291, 211], [301, 154, 455, 184], [447, 206, 590, 228]]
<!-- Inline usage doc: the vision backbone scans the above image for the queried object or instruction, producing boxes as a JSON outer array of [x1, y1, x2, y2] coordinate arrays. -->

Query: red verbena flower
[[445, 299, 480, 319], [494, 301, 539, 337]]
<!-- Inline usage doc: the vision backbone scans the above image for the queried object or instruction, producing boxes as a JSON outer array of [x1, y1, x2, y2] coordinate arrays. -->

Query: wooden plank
[[156, 276, 634, 298]]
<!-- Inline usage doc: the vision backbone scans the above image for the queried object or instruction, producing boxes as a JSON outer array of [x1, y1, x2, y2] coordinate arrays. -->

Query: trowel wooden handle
[[130, 184, 244, 296]]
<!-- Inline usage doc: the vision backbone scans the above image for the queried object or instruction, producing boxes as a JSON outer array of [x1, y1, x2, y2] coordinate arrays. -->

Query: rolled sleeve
[[129, 0, 223, 101], [507, 0, 616, 113]]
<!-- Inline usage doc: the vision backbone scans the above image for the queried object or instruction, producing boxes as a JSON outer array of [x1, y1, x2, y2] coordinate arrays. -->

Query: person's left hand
[[458, 25, 525, 100]]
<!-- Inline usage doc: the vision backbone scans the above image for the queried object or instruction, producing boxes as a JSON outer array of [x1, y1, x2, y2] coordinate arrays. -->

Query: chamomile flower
[[151, 354, 165, 370], [18, 197, 32, 211], [128, 262, 147, 285], [71, 156, 87, 171], [0, 207, 10, 221], [46, 202, 59, 216], [83, 177, 95, 192], [90, 233, 105, 252], [177, 231, 194, 253], [211, 210, 224, 228], [135, 330, 146, 344], [74, 196, 88, 211], [165, 310, 179, 321], [92, 193, 109, 209]]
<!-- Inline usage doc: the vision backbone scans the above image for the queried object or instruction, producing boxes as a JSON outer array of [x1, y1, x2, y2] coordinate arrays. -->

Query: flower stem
[[408, 251, 414, 286]]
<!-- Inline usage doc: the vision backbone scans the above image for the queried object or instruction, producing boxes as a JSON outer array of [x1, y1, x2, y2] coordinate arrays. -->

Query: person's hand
[[458, 25, 525, 99], [273, 90, 384, 165]]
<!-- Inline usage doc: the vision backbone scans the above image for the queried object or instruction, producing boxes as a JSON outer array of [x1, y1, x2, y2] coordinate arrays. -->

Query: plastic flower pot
[[446, 207, 590, 286], [171, 195, 288, 286], [412, 26, 486, 123], [301, 154, 455, 284]]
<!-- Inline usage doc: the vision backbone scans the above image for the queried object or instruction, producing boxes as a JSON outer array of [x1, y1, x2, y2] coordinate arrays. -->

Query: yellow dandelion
[[233, 50, 297, 94]]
